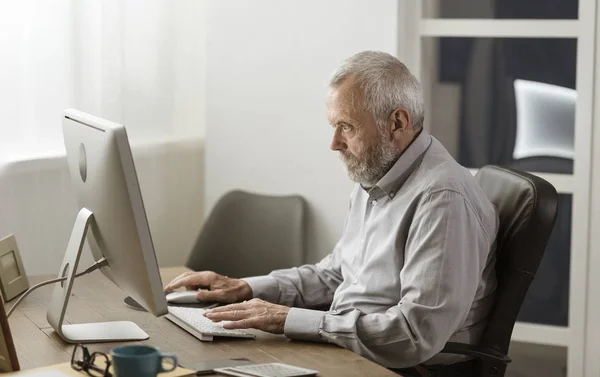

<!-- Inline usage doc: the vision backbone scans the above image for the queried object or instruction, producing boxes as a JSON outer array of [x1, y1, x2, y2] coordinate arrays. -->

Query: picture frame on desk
[[0, 235, 29, 302], [0, 290, 19, 372]]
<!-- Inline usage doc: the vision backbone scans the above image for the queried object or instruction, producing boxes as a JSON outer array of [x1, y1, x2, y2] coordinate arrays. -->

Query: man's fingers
[[207, 301, 252, 313], [166, 271, 218, 291], [165, 272, 197, 290], [205, 309, 251, 322], [222, 318, 258, 330], [195, 289, 234, 303], [164, 271, 195, 292]]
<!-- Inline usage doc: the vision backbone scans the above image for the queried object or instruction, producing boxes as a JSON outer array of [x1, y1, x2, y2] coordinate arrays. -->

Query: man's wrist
[[275, 304, 291, 334], [241, 276, 281, 303], [236, 280, 253, 301]]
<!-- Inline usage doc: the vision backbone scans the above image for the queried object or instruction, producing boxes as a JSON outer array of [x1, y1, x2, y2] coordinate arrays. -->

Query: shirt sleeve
[[242, 198, 352, 308], [282, 189, 496, 369], [242, 252, 343, 308]]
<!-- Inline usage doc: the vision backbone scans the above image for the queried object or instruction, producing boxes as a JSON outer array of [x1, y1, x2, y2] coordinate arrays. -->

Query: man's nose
[[330, 131, 347, 151]]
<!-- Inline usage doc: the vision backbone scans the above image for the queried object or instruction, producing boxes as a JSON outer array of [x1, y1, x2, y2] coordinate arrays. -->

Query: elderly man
[[166, 51, 498, 376]]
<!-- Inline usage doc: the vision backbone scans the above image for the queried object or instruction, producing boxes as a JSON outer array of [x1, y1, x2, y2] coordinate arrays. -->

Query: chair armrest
[[441, 342, 511, 364]]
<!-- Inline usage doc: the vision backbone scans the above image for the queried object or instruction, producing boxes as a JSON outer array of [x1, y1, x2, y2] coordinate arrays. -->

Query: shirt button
[[353, 279, 358, 285], [371, 200, 377, 206], [390, 192, 395, 198]]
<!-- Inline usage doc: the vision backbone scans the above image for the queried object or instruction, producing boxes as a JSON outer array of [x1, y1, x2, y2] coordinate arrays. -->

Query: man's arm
[[165, 253, 344, 308], [165, 200, 351, 307], [242, 198, 352, 308], [242, 252, 343, 308]]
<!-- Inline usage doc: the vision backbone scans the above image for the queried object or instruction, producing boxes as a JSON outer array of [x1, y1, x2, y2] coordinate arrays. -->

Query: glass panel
[[422, 37, 577, 173], [517, 193, 571, 327], [423, 0, 578, 19]]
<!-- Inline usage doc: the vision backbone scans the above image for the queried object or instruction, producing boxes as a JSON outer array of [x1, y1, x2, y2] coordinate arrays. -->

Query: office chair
[[509, 158, 571, 326], [186, 190, 306, 278], [439, 165, 558, 377]]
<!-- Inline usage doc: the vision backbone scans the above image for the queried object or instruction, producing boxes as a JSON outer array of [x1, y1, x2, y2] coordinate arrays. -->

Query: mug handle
[[158, 353, 178, 373]]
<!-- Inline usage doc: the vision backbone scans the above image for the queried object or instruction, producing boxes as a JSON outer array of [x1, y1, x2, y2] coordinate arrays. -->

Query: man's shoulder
[[413, 141, 476, 196], [413, 140, 498, 237]]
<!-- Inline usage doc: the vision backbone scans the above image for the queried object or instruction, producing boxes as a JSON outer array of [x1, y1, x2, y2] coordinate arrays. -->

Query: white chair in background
[[512, 79, 576, 161]]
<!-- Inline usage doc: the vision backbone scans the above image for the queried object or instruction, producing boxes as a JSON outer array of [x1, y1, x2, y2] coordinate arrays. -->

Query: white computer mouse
[[165, 291, 200, 304]]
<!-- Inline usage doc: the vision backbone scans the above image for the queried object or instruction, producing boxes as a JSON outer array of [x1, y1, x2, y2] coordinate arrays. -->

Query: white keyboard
[[214, 363, 319, 377], [166, 306, 255, 341]]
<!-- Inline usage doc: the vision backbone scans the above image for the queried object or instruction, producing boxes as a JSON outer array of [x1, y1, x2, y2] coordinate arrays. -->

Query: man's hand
[[165, 271, 253, 304], [204, 298, 290, 334]]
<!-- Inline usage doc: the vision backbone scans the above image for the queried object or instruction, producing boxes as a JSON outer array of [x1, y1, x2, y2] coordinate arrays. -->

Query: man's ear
[[389, 108, 411, 134]]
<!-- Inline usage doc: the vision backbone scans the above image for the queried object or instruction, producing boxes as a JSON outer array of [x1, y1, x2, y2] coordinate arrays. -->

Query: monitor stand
[[46, 208, 149, 343]]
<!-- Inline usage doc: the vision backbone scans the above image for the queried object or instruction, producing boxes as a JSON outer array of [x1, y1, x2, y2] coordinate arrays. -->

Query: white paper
[[15, 371, 73, 377]]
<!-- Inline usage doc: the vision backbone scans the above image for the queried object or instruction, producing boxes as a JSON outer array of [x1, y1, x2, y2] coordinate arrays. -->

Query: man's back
[[407, 134, 498, 364]]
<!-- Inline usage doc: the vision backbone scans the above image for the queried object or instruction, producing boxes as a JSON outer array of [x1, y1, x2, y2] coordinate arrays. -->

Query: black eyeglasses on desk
[[70, 344, 112, 377]]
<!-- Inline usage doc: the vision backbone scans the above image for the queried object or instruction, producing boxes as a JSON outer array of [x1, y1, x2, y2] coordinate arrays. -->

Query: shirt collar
[[367, 128, 432, 198]]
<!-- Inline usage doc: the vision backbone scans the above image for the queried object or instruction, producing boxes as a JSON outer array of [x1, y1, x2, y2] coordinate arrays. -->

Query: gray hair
[[327, 51, 424, 130]]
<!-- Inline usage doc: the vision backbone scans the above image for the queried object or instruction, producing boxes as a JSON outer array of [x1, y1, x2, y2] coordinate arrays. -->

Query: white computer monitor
[[46, 109, 168, 343]]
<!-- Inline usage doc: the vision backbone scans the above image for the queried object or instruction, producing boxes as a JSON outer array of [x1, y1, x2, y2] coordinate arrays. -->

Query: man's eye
[[341, 124, 352, 132]]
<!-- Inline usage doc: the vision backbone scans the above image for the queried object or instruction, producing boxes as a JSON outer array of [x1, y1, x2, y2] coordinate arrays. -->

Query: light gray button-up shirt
[[243, 129, 498, 369]]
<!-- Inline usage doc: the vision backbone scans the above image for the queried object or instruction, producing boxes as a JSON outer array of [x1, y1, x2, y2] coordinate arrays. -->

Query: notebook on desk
[[4, 361, 196, 377]]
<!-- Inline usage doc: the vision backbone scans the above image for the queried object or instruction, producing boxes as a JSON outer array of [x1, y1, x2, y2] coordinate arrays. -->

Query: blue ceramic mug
[[109, 345, 177, 377]]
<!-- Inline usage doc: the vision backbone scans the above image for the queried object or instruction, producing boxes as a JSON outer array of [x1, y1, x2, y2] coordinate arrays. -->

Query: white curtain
[[0, 1, 73, 158], [0, 0, 206, 160]]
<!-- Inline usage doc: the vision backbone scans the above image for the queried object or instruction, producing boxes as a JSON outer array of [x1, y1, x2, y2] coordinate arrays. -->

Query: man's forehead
[[328, 83, 366, 119], [329, 77, 362, 102], [327, 94, 354, 122]]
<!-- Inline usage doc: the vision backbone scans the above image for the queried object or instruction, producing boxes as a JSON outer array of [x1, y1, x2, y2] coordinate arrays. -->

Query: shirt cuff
[[284, 308, 326, 342], [240, 275, 280, 303]]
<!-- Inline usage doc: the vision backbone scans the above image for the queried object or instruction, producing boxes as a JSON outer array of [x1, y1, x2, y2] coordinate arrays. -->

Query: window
[[423, 37, 576, 174]]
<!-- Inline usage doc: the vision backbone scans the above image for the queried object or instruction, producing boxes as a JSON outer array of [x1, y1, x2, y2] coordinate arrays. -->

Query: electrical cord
[[6, 258, 108, 318]]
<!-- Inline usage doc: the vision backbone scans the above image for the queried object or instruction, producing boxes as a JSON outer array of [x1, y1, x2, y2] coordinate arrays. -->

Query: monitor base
[[46, 208, 149, 343], [61, 321, 148, 343]]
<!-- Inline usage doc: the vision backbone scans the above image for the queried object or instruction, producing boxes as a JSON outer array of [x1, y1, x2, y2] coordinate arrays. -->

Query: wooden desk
[[6, 267, 399, 377]]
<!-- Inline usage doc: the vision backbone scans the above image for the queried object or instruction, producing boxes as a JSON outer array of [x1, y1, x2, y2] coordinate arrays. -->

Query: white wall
[[71, 0, 206, 145], [205, 0, 399, 263]]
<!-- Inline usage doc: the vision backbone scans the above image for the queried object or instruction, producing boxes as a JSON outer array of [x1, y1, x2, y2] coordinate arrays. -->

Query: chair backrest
[[475, 165, 558, 354], [186, 190, 306, 278]]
